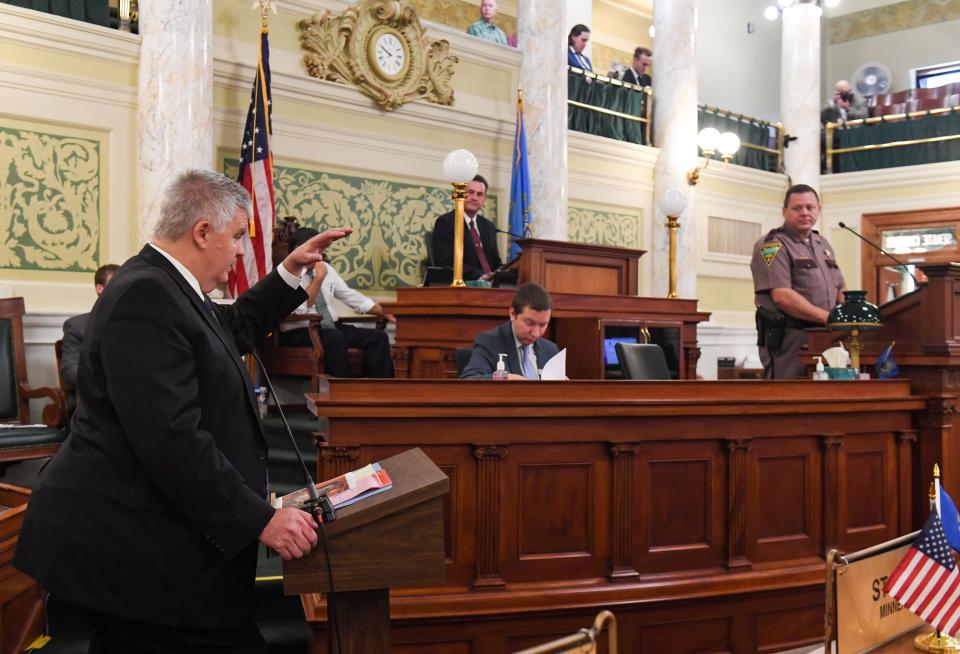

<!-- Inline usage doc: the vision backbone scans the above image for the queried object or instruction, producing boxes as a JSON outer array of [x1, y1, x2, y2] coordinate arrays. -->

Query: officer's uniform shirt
[[750, 225, 846, 379], [751, 226, 846, 314]]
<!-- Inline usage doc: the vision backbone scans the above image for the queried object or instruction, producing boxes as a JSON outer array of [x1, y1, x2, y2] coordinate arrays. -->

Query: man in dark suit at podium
[[14, 169, 352, 653], [461, 283, 559, 379], [431, 174, 503, 281]]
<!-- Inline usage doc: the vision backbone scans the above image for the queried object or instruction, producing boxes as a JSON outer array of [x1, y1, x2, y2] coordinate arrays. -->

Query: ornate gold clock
[[299, 0, 457, 112], [367, 26, 410, 82]]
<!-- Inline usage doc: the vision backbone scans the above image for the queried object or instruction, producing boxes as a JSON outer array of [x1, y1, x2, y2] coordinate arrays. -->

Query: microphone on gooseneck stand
[[250, 349, 343, 654], [837, 221, 920, 287], [493, 226, 525, 240], [250, 351, 335, 524]]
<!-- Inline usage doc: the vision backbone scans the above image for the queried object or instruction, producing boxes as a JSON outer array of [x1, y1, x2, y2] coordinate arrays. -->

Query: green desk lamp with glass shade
[[826, 290, 882, 374]]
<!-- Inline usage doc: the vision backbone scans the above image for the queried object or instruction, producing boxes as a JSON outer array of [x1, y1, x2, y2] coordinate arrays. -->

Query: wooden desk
[[304, 379, 924, 654], [384, 287, 710, 379]]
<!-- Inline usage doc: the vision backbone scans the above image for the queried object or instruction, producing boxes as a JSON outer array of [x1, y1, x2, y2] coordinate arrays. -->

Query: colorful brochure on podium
[[279, 463, 393, 510]]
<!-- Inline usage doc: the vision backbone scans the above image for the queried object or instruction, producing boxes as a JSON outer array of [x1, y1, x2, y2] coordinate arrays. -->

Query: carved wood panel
[[636, 440, 726, 572], [747, 438, 822, 564], [499, 443, 610, 583], [840, 433, 899, 551]]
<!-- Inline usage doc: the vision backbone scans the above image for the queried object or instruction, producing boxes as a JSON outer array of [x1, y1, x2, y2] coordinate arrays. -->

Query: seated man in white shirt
[[277, 227, 395, 377]]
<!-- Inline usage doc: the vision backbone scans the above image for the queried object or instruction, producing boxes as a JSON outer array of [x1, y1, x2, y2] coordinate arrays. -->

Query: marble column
[[137, 0, 214, 239], [780, 2, 821, 189], [652, 0, 698, 298], [518, 0, 568, 241]]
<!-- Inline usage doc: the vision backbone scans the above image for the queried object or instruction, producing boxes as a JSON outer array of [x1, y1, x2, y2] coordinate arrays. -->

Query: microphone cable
[[249, 350, 343, 654]]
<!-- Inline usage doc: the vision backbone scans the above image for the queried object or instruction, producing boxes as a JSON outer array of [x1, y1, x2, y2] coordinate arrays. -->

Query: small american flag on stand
[[228, 24, 274, 297], [884, 510, 960, 636]]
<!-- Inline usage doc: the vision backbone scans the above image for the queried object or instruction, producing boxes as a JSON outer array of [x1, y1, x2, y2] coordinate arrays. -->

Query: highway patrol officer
[[751, 184, 846, 378]]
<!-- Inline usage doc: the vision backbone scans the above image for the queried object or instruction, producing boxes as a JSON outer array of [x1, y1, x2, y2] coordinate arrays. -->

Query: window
[[707, 216, 761, 257], [914, 61, 960, 89]]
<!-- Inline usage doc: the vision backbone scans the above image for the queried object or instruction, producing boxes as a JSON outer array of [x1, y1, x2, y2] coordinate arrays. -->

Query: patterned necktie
[[307, 270, 336, 329], [468, 219, 492, 275], [521, 344, 538, 380], [202, 295, 221, 327]]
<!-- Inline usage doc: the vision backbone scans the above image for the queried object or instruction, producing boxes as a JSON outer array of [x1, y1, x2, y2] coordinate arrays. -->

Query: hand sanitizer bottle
[[812, 356, 828, 381], [492, 353, 509, 380]]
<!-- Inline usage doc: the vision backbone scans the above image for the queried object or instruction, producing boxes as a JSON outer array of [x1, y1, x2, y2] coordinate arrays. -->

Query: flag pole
[[914, 463, 960, 654]]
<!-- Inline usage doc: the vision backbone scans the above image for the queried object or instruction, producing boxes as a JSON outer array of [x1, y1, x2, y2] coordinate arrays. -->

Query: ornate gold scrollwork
[[299, 0, 457, 112]]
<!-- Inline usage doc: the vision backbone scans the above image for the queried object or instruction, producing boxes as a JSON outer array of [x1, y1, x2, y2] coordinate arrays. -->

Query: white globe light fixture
[[442, 149, 478, 183], [658, 188, 689, 300], [717, 132, 741, 158], [442, 149, 479, 287], [697, 127, 721, 154]]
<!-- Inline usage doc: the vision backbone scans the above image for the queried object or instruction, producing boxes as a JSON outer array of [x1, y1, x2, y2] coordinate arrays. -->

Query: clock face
[[370, 30, 407, 80]]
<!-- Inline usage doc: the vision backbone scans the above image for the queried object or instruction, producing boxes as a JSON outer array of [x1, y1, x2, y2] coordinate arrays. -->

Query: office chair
[[615, 342, 671, 380]]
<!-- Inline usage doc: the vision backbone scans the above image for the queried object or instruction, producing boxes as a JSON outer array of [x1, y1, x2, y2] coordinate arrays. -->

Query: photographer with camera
[[821, 79, 868, 124]]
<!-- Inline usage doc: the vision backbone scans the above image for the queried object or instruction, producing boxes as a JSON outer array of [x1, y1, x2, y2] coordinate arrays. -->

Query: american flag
[[228, 28, 274, 297], [885, 510, 960, 636]]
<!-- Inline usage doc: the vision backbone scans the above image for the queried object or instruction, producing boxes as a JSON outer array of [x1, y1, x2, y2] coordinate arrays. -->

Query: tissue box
[[825, 367, 858, 380]]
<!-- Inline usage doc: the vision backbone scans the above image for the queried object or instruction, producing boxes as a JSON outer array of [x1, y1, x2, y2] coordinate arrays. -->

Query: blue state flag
[[875, 341, 899, 379], [508, 88, 531, 259], [938, 478, 960, 552]]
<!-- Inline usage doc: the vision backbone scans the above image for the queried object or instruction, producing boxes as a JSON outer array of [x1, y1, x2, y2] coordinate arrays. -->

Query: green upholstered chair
[[0, 297, 67, 462]]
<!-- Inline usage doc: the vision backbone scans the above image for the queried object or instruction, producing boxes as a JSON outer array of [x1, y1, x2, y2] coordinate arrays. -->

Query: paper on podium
[[540, 349, 567, 380]]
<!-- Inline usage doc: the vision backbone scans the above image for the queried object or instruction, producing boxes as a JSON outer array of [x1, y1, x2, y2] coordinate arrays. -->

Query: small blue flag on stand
[[875, 341, 899, 379], [508, 86, 530, 259], [937, 477, 960, 552]]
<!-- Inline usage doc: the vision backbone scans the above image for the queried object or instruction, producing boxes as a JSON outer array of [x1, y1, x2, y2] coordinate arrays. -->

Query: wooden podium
[[282, 448, 449, 653], [507, 238, 644, 295]]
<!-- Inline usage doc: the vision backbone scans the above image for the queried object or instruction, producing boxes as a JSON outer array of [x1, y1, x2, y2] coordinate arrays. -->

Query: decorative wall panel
[[409, 0, 517, 40], [0, 123, 101, 272], [224, 157, 498, 291], [829, 0, 960, 44], [568, 203, 642, 249]]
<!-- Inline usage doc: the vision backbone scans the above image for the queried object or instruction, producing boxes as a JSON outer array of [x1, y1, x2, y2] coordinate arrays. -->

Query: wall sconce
[[658, 188, 688, 299], [441, 149, 479, 287], [687, 128, 741, 185]]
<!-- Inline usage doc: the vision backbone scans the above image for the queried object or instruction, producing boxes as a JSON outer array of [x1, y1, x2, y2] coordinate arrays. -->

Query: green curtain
[[697, 109, 776, 172], [2, 0, 109, 26], [568, 73, 648, 145], [835, 111, 960, 172]]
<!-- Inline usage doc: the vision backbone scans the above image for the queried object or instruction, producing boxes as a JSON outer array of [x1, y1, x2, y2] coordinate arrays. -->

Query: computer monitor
[[604, 336, 638, 367]]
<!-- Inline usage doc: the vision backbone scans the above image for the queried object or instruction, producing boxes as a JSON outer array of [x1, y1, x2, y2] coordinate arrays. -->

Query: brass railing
[[825, 105, 960, 172], [698, 104, 785, 174], [567, 66, 653, 145], [513, 610, 617, 654]]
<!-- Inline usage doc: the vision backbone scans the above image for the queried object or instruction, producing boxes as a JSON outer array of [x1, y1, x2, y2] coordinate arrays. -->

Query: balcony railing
[[825, 106, 960, 173], [698, 105, 784, 174], [567, 66, 652, 146]]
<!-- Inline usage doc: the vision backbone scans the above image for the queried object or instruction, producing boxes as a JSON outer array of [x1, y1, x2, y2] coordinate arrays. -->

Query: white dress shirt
[[279, 262, 376, 332]]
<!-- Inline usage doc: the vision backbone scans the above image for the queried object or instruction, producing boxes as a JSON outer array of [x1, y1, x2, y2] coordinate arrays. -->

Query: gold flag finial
[[251, 0, 277, 27], [930, 463, 941, 502]]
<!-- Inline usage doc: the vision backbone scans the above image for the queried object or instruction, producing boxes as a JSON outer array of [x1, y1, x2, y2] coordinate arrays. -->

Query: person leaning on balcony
[[620, 46, 652, 87], [821, 79, 868, 124], [567, 24, 592, 71], [466, 0, 508, 46]]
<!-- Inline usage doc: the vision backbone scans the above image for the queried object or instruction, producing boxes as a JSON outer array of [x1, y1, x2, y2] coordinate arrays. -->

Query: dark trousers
[[760, 327, 809, 379], [280, 323, 394, 378], [84, 609, 266, 654]]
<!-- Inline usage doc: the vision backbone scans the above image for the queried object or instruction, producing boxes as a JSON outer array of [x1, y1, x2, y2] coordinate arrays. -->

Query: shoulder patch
[[759, 242, 782, 267]]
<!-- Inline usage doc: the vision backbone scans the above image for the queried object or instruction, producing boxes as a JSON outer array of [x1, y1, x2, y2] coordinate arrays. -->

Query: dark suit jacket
[[567, 48, 592, 71], [431, 211, 503, 281], [60, 312, 88, 413], [15, 244, 306, 628], [621, 69, 651, 87], [460, 320, 560, 379]]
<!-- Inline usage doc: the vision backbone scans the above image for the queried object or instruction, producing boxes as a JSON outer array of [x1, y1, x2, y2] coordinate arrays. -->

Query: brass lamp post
[[658, 188, 688, 299], [442, 149, 479, 287]]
